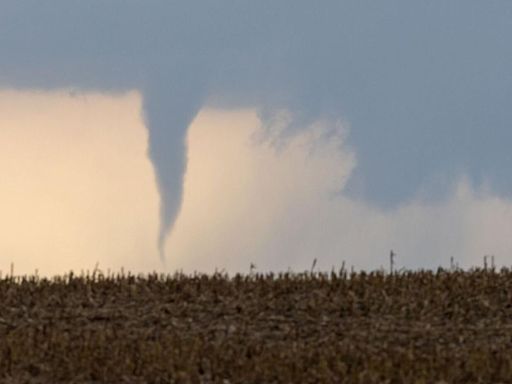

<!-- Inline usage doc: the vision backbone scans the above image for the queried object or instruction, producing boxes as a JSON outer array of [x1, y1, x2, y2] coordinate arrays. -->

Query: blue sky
[[1, 1, 511, 273]]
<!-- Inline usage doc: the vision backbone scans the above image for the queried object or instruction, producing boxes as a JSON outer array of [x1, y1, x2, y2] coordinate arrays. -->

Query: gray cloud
[[1, 1, 511, 260]]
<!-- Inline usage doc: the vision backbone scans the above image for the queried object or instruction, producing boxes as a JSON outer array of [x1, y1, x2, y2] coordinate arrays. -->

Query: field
[[1, 268, 512, 383]]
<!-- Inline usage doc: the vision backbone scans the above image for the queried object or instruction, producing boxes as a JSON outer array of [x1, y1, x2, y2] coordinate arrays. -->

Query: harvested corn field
[[1, 268, 512, 383]]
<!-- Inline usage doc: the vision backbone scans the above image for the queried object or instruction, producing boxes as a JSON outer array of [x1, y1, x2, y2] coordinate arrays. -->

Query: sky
[[0, 2, 511, 275]]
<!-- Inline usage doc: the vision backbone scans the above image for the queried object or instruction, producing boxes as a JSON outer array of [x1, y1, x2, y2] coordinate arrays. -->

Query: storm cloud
[[1, 1, 511, 261]]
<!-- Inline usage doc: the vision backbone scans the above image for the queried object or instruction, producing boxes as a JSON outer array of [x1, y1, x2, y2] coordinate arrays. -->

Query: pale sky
[[0, 91, 161, 275], [1, 2, 511, 275]]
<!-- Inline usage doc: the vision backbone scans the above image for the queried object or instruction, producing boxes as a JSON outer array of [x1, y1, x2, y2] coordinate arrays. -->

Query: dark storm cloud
[[1, 0, 511, 260]]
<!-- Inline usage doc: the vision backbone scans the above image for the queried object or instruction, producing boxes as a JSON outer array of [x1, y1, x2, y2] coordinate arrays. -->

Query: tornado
[[142, 74, 204, 262]]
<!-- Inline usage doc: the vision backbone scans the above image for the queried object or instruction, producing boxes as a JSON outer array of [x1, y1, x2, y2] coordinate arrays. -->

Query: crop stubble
[[0, 269, 511, 383]]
